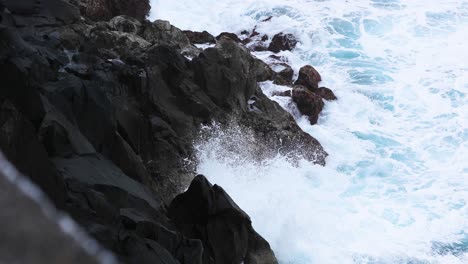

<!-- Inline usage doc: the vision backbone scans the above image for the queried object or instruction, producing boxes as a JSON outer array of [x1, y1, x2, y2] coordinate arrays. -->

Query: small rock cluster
[[183, 19, 338, 126]]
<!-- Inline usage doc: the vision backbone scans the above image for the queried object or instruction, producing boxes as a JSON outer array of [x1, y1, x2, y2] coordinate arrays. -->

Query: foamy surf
[[152, 1, 468, 263]]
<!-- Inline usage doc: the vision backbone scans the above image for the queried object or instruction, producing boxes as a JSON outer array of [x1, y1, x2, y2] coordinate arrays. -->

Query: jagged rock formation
[[0, 0, 328, 262]]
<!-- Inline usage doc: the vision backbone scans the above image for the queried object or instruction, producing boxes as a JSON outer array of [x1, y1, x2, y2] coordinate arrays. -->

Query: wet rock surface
[[292, 86, 325, 125], [268, 33, 298, 53], [294, 65, 322, 90], [169, 175, 278, 264], [0, 2, 330, 262]]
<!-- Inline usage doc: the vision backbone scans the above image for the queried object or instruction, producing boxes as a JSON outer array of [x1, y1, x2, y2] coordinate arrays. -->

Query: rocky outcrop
[[0, 1, 329, 262], [169, 175, 278, 264]]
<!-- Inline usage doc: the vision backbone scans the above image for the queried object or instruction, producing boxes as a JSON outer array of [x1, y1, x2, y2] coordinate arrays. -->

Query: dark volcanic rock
[[0, 0, 329, 261], [0, 153, 112, 264], [183, 30, 216, 44], [294, 65, 322, 90], [268, 33, 298, 53], [85, 0, 150, 21], [0, 100, 66, 209], [109, 15, 142, 34], [142, 20, 200, 57], [292, 86, 324, 125], [169, 175, 278, 264], [215, 32, 242, 43], [192, 37, 258, 111]]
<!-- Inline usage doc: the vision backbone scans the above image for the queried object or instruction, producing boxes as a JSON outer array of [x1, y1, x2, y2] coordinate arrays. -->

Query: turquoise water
[[153, 1, 468, 263]]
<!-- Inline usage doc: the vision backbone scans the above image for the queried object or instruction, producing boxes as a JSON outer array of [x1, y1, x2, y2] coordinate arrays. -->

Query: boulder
[[183, 30, 216, 44], [191, 37, 257, 111], [292, 86, 324, 125], [169, 175, 278, 264], [316, 87, 337, 101], [142, 20, 200, 57], [255, 58, 275, 82], [294, 65, 322, 90], [215, 32, 242, 43], [268, 33, 297, 53], [109, 15, 142, 34]]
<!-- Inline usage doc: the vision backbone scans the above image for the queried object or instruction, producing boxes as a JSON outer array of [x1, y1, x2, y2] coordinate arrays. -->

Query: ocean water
[[150, 1, 468, 263]]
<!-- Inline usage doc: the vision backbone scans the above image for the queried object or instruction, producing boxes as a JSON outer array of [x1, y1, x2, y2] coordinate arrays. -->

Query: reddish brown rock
[[294, 65, 322, 90], [268, 33, 298, 53], [292, 86, 324, 125]]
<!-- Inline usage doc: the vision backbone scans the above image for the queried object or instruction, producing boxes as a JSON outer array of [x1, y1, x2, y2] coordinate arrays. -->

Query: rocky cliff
[[0, 0, 329, 263]]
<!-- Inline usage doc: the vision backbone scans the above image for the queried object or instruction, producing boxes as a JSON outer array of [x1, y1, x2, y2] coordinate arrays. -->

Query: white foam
[[153, 1, 468, 263]]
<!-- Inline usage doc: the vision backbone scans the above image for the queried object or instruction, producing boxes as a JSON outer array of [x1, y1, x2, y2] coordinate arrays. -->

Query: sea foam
[[152, 1, 468, 263]]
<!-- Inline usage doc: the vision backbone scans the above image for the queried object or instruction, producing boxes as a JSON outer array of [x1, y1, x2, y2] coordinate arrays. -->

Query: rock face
[[169, 175, 278, 264], [268, 33, 298, 53], [0, 152, 113, 264], [0, 0, 328, 262]]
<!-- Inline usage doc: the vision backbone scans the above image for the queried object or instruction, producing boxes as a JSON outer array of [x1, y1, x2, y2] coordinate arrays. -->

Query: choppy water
[[151, 1, 468, 263]]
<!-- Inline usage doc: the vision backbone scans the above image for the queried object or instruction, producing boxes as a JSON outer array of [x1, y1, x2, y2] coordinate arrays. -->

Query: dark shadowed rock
[[183, 30, 216, 44], [85, 0, 150, 21], [192, 37, 258, 111], [109, 15, 142, 34], [38, 111, 96, 157], [0, 152, 113, 264], [169, 175, 278, 264], [292, 86, 324, 125], [215, 32, 242, 43], [268, 33, 298, 53], [142, 20, 200, 57], [0, 100, 66, 208], [255, 58, 275, 82], [294, 65, 322, 90], [316, 87, 337, 101], [272, 63, 294, 85]]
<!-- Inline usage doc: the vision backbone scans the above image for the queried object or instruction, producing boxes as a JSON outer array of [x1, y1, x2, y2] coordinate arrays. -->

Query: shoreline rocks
[[0, 2, 333, 263]]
